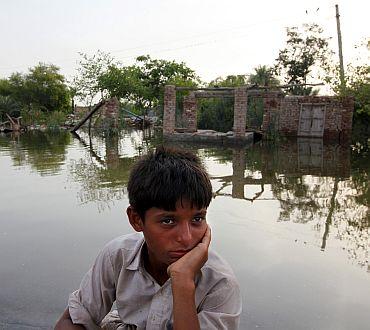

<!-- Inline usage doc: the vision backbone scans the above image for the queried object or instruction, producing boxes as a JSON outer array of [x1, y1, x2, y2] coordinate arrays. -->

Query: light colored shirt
[[68, 233, 242, 330]]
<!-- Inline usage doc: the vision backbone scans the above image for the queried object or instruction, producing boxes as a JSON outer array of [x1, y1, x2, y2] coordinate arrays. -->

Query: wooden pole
[[335, 4, 345, 92], [70, 100, 106, 133]]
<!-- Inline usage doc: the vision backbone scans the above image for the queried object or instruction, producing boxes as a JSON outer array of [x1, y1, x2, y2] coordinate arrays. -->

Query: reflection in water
[[207, 139, 369, 270], [0, 130, 71, 175], [68, 129, 159, 211], [1, 130, 368, 270], [2, 129, 370, 330], [212, 146, 266, 201]]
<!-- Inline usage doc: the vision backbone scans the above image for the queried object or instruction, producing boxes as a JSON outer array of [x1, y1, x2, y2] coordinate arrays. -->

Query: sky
[[0, 0, 369, 83]]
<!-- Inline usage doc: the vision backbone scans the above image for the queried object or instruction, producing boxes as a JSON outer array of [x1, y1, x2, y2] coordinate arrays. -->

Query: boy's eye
[[192, 216, 205, 223], [161, 218, 175, 225]]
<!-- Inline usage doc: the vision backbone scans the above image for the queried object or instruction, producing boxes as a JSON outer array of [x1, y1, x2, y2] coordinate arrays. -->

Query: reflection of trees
[[68, 129, 157, 211], [2, 129, 368, 268], [264, 141, 368, 269], [0, 130, 71, 175], [197, 139, 369, 270], [320, 177, 339, 251]]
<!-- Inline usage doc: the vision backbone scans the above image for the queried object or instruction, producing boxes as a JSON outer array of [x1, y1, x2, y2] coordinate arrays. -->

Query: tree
[[210, 75, 248, 87], [0, 79, 20, 120], [98, 64, 148, 109], [197, 75, 247, 132], [98, 54, 200, 113], [325, 39, 369, 116], [248, 65, 280, 87], [0, 63, 70, 114], [25, 63, 70, 112], [0, 95, 20, 121], [72, 50, 114, 106], [133, 55, 199, 109], [274, 23, 331, 95], [324, 39, 370, 141]]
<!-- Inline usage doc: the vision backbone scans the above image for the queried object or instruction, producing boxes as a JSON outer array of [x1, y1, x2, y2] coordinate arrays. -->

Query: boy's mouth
[[168, 250, 190, 258]]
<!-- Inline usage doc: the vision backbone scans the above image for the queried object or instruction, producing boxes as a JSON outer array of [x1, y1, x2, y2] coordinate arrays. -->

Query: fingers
[[201, 225, 211, 247]]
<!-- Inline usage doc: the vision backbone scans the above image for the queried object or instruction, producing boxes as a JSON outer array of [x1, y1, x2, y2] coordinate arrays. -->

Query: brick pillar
[[102, 97, 120, 127], [183, 92, 197, 133], [233, 87, 247, 138], [163, 85, 176, 135]]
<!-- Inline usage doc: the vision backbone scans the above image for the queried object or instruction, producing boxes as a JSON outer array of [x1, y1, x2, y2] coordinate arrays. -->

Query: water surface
[[0, 129, 369, 329]]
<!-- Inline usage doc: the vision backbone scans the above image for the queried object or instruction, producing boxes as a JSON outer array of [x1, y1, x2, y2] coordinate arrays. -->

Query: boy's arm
[[167, 226, 211, 330], [57, 243, 116, 329], [55, 308, 88, 330]]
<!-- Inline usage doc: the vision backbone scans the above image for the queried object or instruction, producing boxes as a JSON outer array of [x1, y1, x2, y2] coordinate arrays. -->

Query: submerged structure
[[163, 85, 354, 143]]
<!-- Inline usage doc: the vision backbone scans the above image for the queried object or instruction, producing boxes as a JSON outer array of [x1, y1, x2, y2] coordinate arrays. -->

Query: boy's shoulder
[[101, 232, 144, 270], [105, 232, 143, 252]]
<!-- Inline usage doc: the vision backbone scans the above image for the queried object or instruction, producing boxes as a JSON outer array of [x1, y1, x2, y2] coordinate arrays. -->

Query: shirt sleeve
[[68, 244, 117, 329], [197, 277, 242, 330]]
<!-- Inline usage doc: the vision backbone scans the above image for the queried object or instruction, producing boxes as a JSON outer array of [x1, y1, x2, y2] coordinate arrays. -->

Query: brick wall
[[262, 95, 354, 140], [233, 87, 248, 137], [261, 92, 284, 133], [183, 92, 197, 132], [74, 98, 119, 129], [101, 97, 120, 127], [162, 85, 354, 141], [163, 85, 176, 135]]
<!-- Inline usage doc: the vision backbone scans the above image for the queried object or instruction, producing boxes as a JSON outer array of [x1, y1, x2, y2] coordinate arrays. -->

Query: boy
[[55, 147, 241, 329]]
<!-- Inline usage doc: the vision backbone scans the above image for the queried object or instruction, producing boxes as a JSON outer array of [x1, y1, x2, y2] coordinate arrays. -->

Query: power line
[[0, 15, 303, 72], [0, 12, 339, 74]]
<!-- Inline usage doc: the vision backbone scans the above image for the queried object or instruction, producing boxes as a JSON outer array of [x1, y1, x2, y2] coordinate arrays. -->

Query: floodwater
[[0, 129, 369, 330]]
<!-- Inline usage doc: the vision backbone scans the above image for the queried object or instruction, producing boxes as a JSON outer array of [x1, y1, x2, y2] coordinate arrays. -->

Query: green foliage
[[198, 98, 234, 132], [324, 39, 370, 140], [98, 64, 147, 107], [248, 65, 280, 87], [0, 95, 20, 121], [46, 111, 68, 128], [275, 23, 331, 95], [351, 66, 370, 118], [197, 75, 247, 132], [209, 75, 248, 87], [0, 78, 13, 96], [198, 71, 280, 132], [246, 97, 264, 129], [72, 50, 114, 106], [326, 63, 370, 116], [0, 63, 71, 116], [75, 52, 200, 116], [135, 55, 200, 108], [20, 106, 67, 127]]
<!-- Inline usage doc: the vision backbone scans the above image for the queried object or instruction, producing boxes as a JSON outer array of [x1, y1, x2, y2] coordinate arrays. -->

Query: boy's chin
[[167, 256, 182, 264]]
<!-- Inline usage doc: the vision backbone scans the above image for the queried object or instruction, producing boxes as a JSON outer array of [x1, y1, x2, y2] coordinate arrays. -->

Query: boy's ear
[[127, 206, 144, 232]]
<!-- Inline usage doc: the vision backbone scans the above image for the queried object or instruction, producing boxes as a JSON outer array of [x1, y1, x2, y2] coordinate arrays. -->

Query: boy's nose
[[176, 222, 193, 246]]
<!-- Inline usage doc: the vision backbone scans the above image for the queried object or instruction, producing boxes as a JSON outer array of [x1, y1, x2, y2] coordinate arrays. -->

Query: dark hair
[[127, 146, 212, 219]]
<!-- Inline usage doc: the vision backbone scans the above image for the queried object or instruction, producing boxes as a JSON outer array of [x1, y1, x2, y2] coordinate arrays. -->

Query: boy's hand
[[167, 225, 211, 284], [168, 225, 211, 330]]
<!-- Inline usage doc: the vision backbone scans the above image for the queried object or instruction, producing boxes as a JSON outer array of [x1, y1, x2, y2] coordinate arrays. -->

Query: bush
[[198, 98, 234, 132]]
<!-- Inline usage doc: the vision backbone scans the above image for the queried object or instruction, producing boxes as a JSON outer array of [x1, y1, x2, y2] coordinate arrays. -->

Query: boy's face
[[128, 199, 208, 272]]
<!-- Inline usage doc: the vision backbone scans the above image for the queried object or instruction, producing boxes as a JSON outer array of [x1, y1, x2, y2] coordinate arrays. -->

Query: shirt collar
[[126, 236, 146, 271]]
